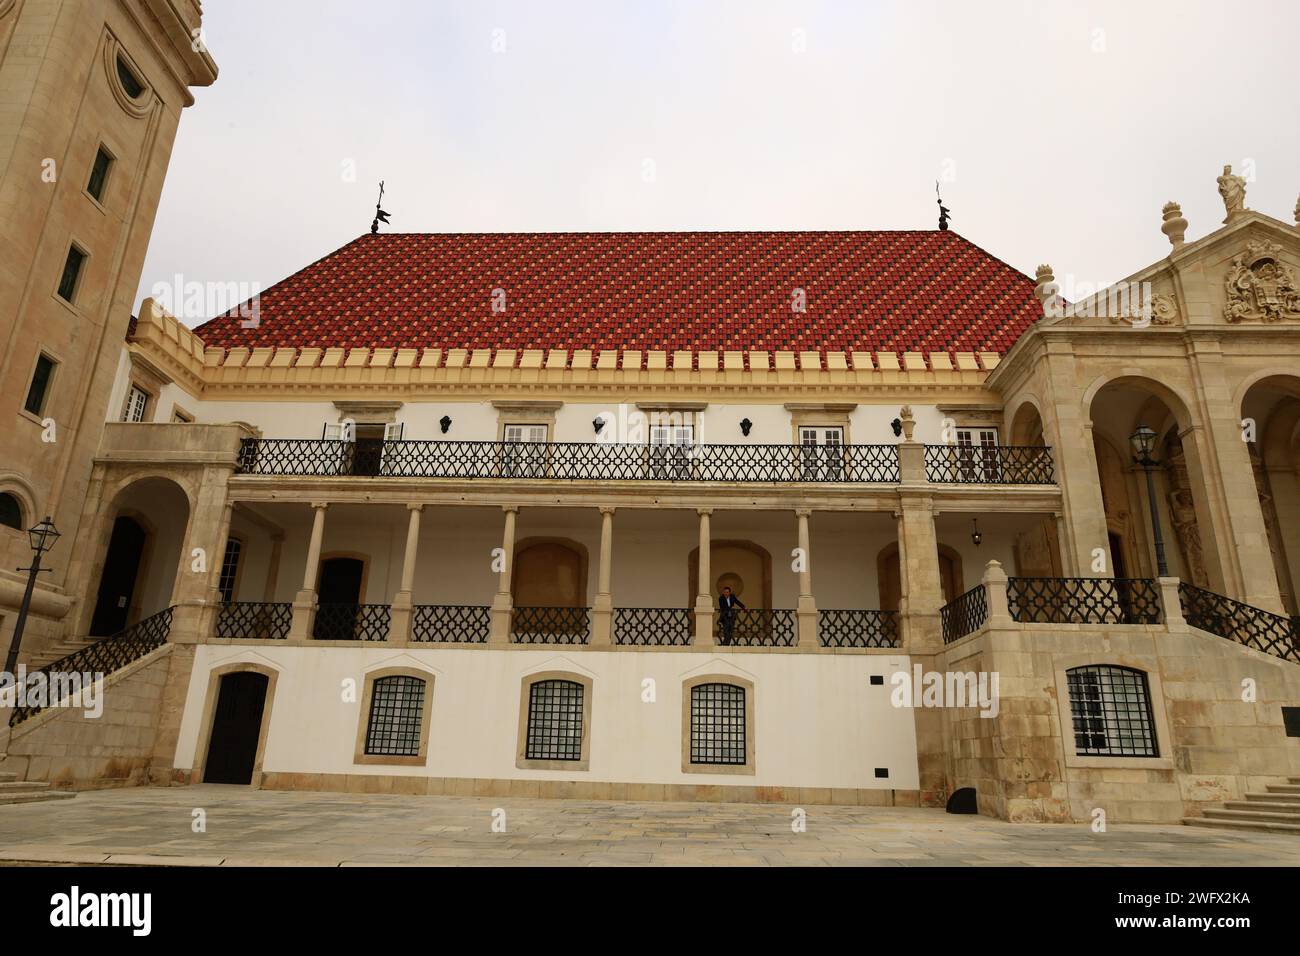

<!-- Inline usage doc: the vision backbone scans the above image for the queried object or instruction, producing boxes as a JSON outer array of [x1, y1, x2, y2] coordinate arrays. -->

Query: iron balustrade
[[923, 444, 1055, 484], [410, 604, 491, 643], [8, 606, 174, 727], [715, 608, 796, 646], [1179, 583, 1300, 664], [940, 586, 988, 644], [312, 603, 391, 641], [818, 609, 900, 648], [214, 601, 292, 640], [511, 606, 591, 644], [236, 438, 901, 483], [1007, 577, 1162, 625], [613, 607, 694, 645]]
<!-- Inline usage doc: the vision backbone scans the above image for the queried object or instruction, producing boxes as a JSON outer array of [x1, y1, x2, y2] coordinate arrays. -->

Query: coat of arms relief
[[1224, 239, 1300, 322]]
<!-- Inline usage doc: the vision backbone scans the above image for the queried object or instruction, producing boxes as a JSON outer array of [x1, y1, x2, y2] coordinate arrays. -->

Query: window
[[364, 676, 426, 756], [0, 493, 22, 530], [217, 538, 242, 603], [24, 353, 57, 417], [503, 423, 548, 478], [689, 682, 747, 765], [116, 55, 145, 98], [171, 407, 194, 424], [799, 425, 845, 480], [955, 427, 1000, 482], [1066, 665, 1158, 757], [121, 384, 150, 422], [524, 679, 584, 760], [87, 147, 113, 202], [649, 423, 694, 479], [57, 245, 87, 303]]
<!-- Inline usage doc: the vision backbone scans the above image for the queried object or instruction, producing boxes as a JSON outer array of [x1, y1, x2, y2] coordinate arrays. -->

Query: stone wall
[[0, 644, 190, 790]]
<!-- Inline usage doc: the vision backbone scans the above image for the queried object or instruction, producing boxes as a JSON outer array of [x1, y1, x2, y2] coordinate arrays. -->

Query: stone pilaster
[[590, 506, 615, 646], [488, 506, 517, 644]]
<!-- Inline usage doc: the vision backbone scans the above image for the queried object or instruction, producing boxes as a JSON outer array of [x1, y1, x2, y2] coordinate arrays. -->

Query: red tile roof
[[192, 231, 1041, 367]]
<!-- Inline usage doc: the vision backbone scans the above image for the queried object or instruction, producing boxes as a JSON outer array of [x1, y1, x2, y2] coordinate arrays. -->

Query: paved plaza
[[0, 786, 1297, 866]]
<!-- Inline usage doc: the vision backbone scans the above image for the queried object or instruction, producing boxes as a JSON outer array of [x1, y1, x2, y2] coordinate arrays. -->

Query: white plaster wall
[[176, 645, 920, 791]]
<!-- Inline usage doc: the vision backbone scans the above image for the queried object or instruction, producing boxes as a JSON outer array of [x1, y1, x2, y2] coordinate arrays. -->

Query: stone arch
[[1081, 371, 1197, 434], [687, 539, 772, 609], [0, 471, 39, 530], [876, 541, 963, 610], [1006, 395, 1047, 446], [1239, 374, 1300, 614], [513, 537, 589, 607]]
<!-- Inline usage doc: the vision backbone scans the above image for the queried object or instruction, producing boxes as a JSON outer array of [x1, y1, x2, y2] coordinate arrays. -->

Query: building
[[3, 152, 1299, 820], [0, 0, 216, 671]]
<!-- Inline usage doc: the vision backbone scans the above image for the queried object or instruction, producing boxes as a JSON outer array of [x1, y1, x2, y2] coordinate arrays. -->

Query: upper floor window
[[799, 425, 844, 480], [57, 245, 87, 303], [503, 423, 548, 477], [0, 493, 22, 530], [1066, 665, 1158, 758], [524, 678, 585, 761], [24, 353, 57, 417], [116, 55, 145, 99], [122, 384, 150, 423], [86, 146, 114, 202], [364, 675, 426, 757], [649, 423, 694, 479], [217, 538, 242, 603], [955, 426, 1000, 482]]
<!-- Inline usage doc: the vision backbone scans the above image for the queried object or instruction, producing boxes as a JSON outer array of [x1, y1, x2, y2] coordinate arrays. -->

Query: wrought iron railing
[[511, 606, 591, 644], [923, 444, 1055, 484], [7, 606, 174, 727], [214, 601, 292, 640], [1007, 577, 1162, 625], [818, 609, 900, 648], [613, 607, 693, 645], [940, 586, 988, 644], [312, 603, 391, 641], [236, 438, 901, 483], [715, 608, 796, 646], [410, 604, 491, 643], [1179, 583, 1299, 664]]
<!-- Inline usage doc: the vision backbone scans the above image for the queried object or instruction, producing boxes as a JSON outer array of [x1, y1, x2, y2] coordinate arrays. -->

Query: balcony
[[235, 438, 901, 483], [923, 444, 1055, 484]]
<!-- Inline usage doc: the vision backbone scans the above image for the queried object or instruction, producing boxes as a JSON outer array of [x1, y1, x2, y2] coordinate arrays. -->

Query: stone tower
[[0, 1, 216, 655]]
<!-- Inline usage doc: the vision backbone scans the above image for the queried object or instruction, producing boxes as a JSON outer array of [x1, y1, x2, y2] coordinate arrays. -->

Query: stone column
[[489, 506, 518, 644], [289, 501, 328, 643], [897, 493, 944, 653], [795, 508, 818, 648], [694, 508, 715, 647], [170, 466, 235, 644], [389, 504, 422, 645], [590, 506, 615, 646]]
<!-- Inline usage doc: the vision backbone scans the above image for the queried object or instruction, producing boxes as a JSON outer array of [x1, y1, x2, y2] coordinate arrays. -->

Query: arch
[[192, 661, 279, 787], [1240, 375, 1300, 614], [0, 492, 22, 531], [876, 542, 962, 609], [1006, 394, 1047, 446], [512, 537, 589, 607], [0, 471, 39, 531], [1232, 368, 1300, 409], [686, 539, 773, 609], [1081, 371, 1197, 433]]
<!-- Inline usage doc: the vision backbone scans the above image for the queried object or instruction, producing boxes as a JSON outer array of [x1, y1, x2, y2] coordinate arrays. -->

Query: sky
[[136, 0, 1300, 322]]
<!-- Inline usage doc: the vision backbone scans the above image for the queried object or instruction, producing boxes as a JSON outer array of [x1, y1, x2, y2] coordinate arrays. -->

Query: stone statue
[[1165, 442, 1207, 586], [1216, 164, 1246, 223]]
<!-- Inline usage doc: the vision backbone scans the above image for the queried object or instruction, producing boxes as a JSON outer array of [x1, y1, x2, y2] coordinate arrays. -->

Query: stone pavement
[[0, 786, 1297, 866]]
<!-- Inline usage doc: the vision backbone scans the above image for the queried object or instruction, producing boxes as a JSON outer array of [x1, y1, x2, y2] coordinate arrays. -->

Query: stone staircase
[[1184, 779, 1300, 834], [26, 636, 97, 670], [0, 770, 76, 807]]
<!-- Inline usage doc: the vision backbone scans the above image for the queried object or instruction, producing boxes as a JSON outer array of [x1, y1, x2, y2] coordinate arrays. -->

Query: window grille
[[690, 682, 747, 765], [1066, 665, 1158, 757], [365, 675, 425, 756]]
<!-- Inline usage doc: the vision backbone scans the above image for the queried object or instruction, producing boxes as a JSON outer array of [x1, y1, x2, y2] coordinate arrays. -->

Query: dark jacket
[[718, 594, 746, 613]]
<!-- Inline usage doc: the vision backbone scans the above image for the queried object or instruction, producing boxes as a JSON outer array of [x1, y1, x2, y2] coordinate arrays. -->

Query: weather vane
[[936, 181, 951, 231], [370, 180, 391, 234]]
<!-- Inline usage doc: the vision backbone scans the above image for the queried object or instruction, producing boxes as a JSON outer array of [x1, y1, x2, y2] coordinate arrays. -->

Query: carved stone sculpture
[[1224, 239, 1300, 322], [1217, 164, 1247, 223]]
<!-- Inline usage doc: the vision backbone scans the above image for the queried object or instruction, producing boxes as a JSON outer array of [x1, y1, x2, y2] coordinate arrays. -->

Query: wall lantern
[[593, 417, 605, 435], [890, 418, 903, 438], [439, 415, 452, 434], [970, 518, 982, 547], [739, 418, 753, 437], [1129, 424, 1169, 576]]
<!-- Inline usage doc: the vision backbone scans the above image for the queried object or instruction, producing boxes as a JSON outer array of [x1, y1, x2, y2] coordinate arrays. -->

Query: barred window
[[690, 682, 746, 765], [364, 676, 425, 756], [217, 538, 242, 603], [525, 679, 584, 760], [1066, 665, 1158, 757]]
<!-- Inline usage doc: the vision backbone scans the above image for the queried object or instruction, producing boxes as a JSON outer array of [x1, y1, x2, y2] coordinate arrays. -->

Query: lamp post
[[3, 516, 61, 675], [1129, 426, 1168, 577]]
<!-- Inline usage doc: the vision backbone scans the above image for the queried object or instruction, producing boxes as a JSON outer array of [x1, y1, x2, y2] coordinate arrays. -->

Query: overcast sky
[[136, 0, 1300, 322]]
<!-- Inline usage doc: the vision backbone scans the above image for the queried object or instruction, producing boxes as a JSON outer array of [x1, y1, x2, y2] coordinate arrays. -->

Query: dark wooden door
[[203, 672, 269, 784], [89, 516, 146, 636]]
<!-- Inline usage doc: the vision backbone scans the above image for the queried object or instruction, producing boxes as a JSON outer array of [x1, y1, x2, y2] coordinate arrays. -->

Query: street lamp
[[3, 516, 61, 675], [1129, 426, 1168, 577]]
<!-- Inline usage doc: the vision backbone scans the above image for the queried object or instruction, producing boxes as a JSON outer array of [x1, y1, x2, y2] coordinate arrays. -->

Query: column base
[[590, 595, 613, 646], [288, 590, 317, 644], [389, 590, 413, 645], [489, 593, 512, 644], [693, 598, 715, 648], [796, 596, 819, 649]]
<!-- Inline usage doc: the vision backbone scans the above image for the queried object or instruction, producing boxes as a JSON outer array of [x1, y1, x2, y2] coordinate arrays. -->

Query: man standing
[[717, 586, 746, 645]]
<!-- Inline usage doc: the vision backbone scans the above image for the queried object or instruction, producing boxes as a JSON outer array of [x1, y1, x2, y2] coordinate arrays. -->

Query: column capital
[[794, 507, 812, 518], [696, 507, 713, 517], [310, 500, 330, 511], [502, 504, 519, 515], [407, 502, 425, 513], [599, 505, 617, 516]]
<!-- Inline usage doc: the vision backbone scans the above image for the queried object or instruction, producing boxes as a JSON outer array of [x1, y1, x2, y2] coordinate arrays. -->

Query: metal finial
[[370, 180, 391, 234], [936, 181, 951, 231]]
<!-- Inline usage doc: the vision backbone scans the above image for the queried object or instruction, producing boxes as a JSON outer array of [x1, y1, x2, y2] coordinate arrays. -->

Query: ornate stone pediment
[[1224, 239, 1300, 322], [1108, 291, 1180, 327]]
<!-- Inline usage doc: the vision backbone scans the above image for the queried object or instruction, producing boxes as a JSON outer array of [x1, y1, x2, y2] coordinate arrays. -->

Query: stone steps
[[0, 788, 77, 806], [1184, 779, 1300, 834], [27, 639, 95, 669]]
